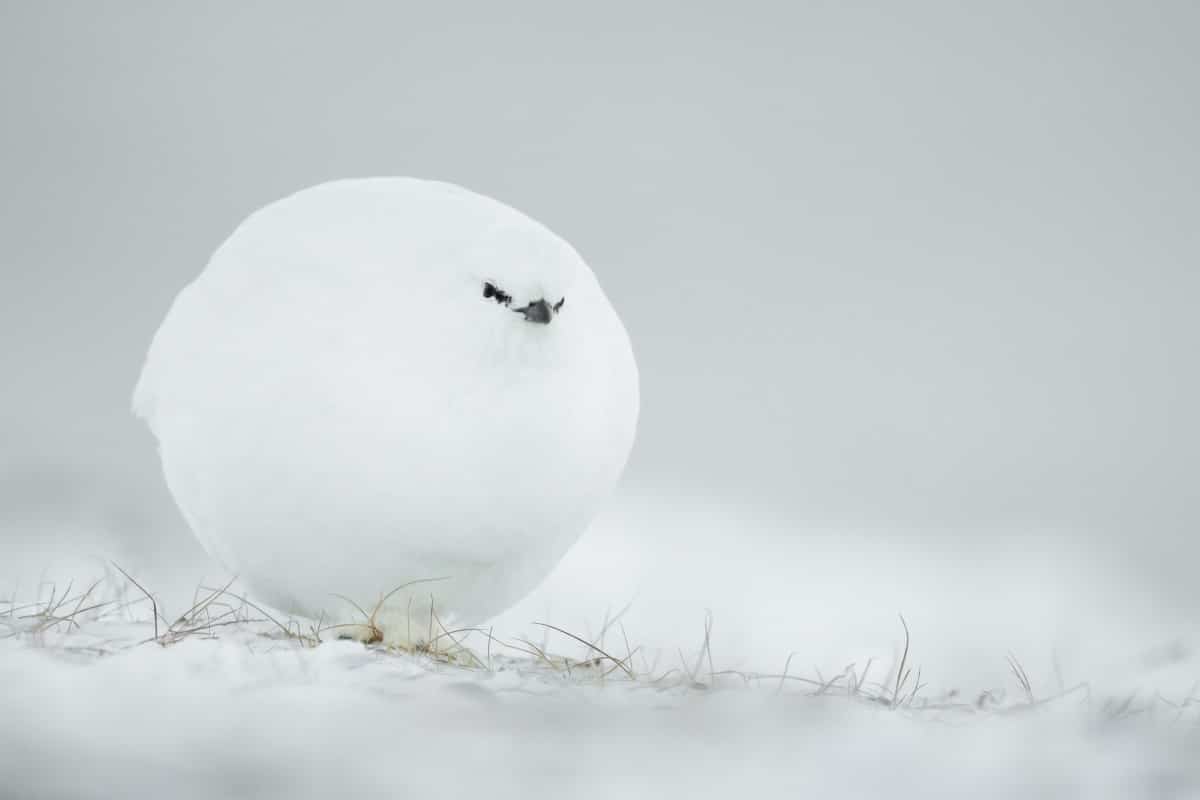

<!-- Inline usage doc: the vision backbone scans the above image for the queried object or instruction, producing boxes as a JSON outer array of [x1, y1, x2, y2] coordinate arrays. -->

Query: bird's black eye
[[483, 282, 512, 306], [553, 298, 565, 312]]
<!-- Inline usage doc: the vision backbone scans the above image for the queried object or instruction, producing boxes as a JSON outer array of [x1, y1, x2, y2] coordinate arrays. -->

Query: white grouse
[[134, 178, 639, 643]]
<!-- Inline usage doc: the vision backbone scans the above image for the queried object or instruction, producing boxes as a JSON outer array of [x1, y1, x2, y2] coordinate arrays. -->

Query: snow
[[2, 623, 1197, 799], [3, 493, 1199, 798], [4, 609, 1195, 796]]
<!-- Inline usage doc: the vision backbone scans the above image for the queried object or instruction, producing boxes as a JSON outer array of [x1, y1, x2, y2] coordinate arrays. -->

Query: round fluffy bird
[[134, 178, 639, 644]]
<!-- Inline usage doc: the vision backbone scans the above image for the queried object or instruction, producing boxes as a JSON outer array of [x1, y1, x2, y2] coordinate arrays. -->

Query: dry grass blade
[[425, 625, 489, 650], [905, 667, 926, 707], [814, 666, 849, 697], [776, 652, 799, 694], [855, 658, 875, 695], [330, 593, 372, 623], [19, 579, 116, 634], [44, 580, 73, 619], [63, 580, 105, 631], [427, 609, 486, 668], [110, 562, 162, 642], [197, 585, 313, 645], [532, 621, 634, 679], [331, 577, 454, 645], [512, 635, 561, 670], [710, 669, 752, 686], [892, 614, 911, 709], [1006, 653, 1035, 704], [173, 576, 239, 627], [694, 611, 715, 686], [591, 600, 634, 652]]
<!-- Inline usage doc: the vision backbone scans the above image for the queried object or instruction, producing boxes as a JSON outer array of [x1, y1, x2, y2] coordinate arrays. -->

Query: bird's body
[[134, 178, 638, 642]]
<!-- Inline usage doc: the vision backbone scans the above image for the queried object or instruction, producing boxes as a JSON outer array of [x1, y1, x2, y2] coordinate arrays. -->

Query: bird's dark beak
[[515, 299, 553, 325]]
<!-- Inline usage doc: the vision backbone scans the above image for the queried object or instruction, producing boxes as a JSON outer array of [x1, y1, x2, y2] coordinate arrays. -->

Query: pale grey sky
[[1, 2, 1197, 584]]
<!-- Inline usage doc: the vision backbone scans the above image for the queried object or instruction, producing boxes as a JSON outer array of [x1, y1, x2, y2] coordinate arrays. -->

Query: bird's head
[[467, 221, 578, 329]]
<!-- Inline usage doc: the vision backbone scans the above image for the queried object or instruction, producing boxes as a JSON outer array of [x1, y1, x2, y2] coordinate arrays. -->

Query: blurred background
[[2, 1, 1197, 692]]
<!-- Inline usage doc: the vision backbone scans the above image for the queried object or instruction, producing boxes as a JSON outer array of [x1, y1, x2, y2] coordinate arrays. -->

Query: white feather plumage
[[135, 178, 638, 642]]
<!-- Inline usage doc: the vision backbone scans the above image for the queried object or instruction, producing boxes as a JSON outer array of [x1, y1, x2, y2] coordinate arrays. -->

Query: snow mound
[[2, 580, 1198, 800]]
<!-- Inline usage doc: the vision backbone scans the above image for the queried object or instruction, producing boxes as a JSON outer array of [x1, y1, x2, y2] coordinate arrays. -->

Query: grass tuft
[[3, 570, 1197, 727]]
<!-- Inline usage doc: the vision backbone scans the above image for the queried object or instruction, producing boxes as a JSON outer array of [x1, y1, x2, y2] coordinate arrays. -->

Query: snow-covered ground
[[3, 627, 1198, 800], [3, 492, 1198, 798]]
